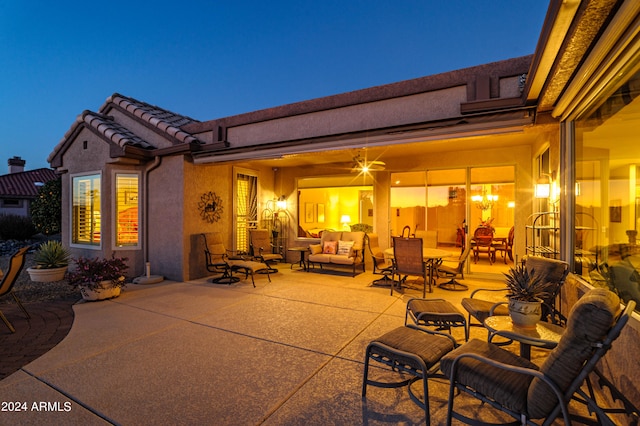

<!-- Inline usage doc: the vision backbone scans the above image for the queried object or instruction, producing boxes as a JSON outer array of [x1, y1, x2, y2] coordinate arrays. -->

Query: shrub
[[30, 177, 62, 236], [0, 214, 37, 240]]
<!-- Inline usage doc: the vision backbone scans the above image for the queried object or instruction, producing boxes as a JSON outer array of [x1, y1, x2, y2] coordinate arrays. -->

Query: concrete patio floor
[[0, 266, 551, 425]]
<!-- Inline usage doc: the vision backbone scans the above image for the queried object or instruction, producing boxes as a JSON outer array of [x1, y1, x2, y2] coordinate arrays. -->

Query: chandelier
[[471, 190, 498, 211]]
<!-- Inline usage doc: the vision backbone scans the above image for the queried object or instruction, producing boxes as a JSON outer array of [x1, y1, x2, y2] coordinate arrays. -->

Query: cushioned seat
[[442, 288, 635, 425], [405, 298, 468, 342], [362, 324, 457, 425]]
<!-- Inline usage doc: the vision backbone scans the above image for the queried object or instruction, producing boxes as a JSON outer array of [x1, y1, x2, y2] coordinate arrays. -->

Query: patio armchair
[[366, 233, 393, 286], [249, 229, 283, 273], [441, 288, 635, 425], [436, 240, 471, 291], [391, 237, 431, 297], [201, 233, 272, 287], [0, 246, 30, 333], [461, 256, 569, 334]]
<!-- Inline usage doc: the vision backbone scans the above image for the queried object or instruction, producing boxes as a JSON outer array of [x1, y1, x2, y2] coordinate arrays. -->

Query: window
[[72, 173, 101, 246], [574, 68, 640, 312], [115, 173, 140, 248]]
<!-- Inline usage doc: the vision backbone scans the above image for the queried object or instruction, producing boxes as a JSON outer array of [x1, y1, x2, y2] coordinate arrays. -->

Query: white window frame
[[112, 170, 142, 251], [70, 171, 102, 250]]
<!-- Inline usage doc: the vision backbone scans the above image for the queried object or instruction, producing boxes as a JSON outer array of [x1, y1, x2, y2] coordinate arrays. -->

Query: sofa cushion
[[309, 244, 322, 255], [337, 240, 355, 256], [330, 255, 355, 265], [323, 240, 338, 254]]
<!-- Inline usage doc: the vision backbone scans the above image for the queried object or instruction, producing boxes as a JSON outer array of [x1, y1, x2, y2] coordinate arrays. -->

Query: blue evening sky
[[0, 1, 549, 171]]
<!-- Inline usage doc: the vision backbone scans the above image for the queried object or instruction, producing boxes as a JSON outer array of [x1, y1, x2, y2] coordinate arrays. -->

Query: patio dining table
[[383, 247, 453, 291]]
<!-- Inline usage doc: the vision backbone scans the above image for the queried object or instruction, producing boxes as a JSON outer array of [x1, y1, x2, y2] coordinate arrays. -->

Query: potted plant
[[503, 263, 554, 328], [26, 240, 71, 282], [68, 255, 129, 301]]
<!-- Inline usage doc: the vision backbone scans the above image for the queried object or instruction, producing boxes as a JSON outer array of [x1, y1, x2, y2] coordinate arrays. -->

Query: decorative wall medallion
[[199, 191, 223, 223]]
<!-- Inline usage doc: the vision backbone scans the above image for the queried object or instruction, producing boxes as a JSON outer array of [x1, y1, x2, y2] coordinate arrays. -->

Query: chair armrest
[[406, 323, 458, 347], [489, 301, 508, 316], [469, 287, 508, 298]]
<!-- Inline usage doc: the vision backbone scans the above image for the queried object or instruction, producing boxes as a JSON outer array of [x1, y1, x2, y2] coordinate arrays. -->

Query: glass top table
[[484, 315, 564, 359]]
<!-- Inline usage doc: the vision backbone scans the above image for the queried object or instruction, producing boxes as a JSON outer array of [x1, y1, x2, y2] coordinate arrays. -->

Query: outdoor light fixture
[[471, 190, 498, 211], [276, 195, 287, 210], [535, 176, 551, 199], [352, 152, 385, 173]]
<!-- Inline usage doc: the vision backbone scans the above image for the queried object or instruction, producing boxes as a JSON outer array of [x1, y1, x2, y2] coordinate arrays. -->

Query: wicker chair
[[0, 246, 30, 333], [442, 289, 635, 425]]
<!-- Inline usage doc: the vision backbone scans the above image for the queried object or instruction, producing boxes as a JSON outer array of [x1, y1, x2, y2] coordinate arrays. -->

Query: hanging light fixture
[[471, 189, 498, 210]]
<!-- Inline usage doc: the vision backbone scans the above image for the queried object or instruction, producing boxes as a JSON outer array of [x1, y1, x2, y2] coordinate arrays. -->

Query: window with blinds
[[236, 172, 258, 253], [115, 173, 140, 247], [72, 174, 101, 246]]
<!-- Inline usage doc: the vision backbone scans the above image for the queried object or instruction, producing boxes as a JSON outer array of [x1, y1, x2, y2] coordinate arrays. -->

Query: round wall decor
[[198, 191, 223, 223]]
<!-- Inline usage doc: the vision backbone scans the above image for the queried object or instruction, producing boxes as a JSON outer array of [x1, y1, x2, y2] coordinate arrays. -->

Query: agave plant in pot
[[26, 241, 71, 283], [68, 255, 129, 301], [503, 263, 555, 328]]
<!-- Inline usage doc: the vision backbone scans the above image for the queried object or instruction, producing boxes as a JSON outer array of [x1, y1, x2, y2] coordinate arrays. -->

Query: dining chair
[[493, 226, 514, 264], [0, 246, 30, 333], [472, 226, 496, 264], [392, 237, 431, 297]]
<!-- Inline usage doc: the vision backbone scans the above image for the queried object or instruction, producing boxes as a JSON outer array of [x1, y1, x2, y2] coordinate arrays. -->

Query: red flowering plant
[[68, 255, 129, 290]]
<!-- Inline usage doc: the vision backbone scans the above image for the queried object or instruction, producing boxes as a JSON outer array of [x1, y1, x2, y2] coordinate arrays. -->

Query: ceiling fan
[[351, 152, 386, 173]]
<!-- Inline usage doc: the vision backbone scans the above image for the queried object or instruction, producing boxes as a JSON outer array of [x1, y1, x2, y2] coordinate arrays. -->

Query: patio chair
[[366, 233, 393, 286], [249, 229, 282, 273], [0, 246, 30, 333], [472, 226, 496, 264], [436, 240, 471, 291], [362, 324, 457, 425], [201, 233, 271, 287], [461, 256, 569, 336], [392, 237, 431, 297], [441, 288, 635, 426]]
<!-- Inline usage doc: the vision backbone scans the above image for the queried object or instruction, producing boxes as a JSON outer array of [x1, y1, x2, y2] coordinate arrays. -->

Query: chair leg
[[12, 292, 30, 319], [0, 309, 16, 333]]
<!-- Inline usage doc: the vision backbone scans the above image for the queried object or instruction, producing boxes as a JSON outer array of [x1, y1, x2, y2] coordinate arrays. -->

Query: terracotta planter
[[79, 281, 121, 301], [26, 266, 68, 283], [508, 298, 542, 328]]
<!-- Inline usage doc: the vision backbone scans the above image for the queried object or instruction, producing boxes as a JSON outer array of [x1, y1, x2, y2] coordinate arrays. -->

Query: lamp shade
[[340, 215, 352, 224]]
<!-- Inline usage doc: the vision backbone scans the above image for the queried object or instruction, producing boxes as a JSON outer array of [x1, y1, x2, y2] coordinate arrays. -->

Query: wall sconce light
[[471, 190, 498, 211], [276, 195, 287, 210], [507, 201, 515, 208], [534, 176, 551, 199]]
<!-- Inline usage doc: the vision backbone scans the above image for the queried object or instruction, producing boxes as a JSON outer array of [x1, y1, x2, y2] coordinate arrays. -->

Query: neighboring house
[[47, 0, 640, 412], [0, 156, 57, 218]]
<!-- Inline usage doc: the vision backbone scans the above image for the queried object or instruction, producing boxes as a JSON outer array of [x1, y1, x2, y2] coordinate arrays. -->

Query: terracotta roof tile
[[0, 168, 57, 198], [80, 111, 155, 149], [105, 93, 202, 145]]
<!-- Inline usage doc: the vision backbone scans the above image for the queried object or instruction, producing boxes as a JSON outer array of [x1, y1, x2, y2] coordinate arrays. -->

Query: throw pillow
[[323, 240, 338, 254], [337, 240, 355, 256], [309, 244, 323, 255]]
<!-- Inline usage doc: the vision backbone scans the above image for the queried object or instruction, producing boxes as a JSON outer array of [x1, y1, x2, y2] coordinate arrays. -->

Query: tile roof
[[104, 93, 202, 145], [0, 168, 57, 198], [80, 111, 155, 149]]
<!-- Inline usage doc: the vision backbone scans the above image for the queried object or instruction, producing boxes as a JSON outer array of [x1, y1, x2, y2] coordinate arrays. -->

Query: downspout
[[133, 155, 164, 284]]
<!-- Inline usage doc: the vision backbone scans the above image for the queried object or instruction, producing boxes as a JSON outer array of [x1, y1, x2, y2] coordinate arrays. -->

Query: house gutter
[[132, 155, 164, 284]]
